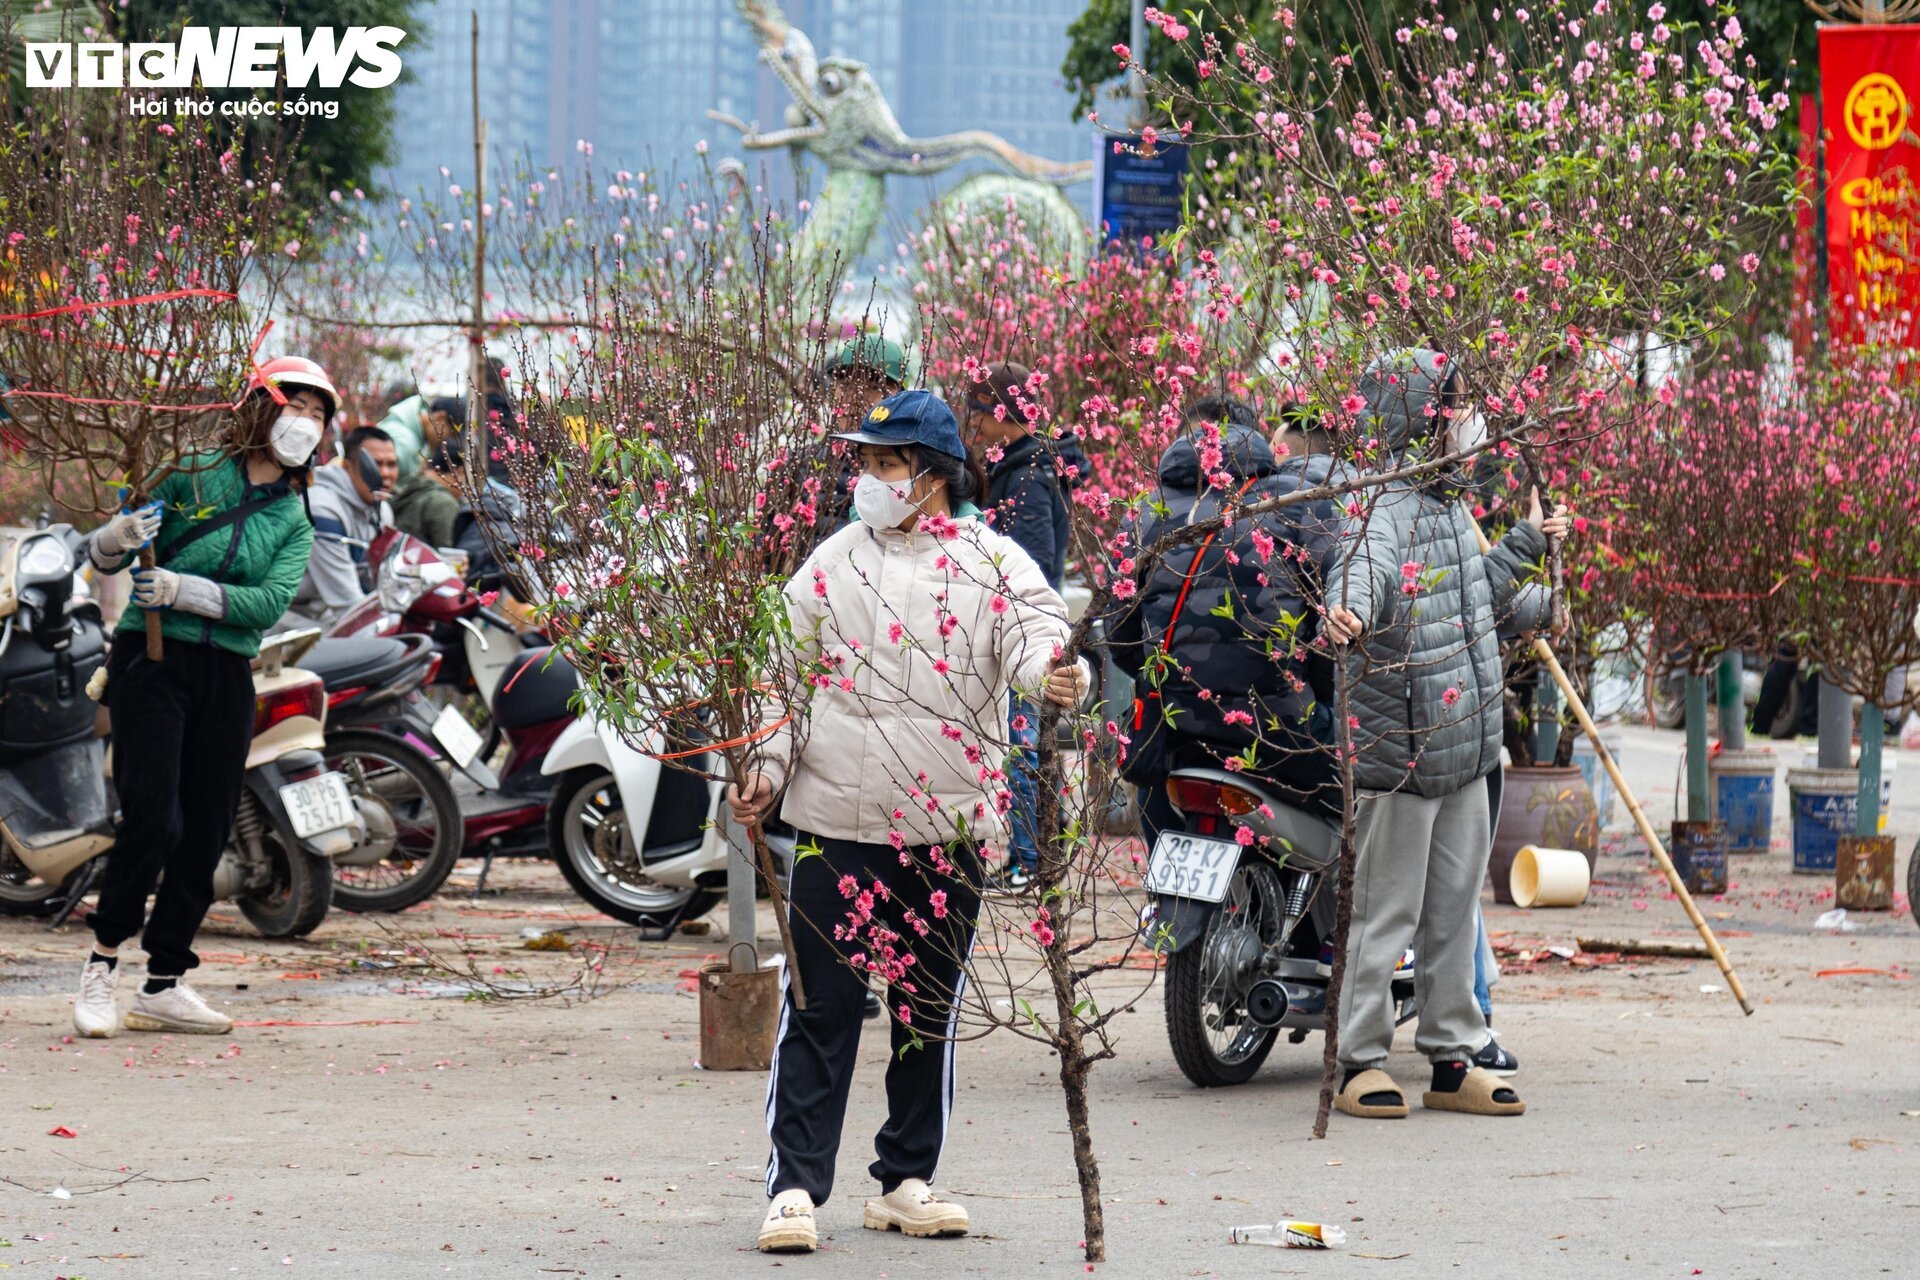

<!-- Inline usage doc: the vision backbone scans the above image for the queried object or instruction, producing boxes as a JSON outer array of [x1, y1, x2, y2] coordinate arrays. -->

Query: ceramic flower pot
[[1488, 765, 1600, 906]]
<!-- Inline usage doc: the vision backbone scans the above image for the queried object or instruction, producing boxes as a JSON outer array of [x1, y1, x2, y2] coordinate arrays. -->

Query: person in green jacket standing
[[72, 356, 330, 1040]]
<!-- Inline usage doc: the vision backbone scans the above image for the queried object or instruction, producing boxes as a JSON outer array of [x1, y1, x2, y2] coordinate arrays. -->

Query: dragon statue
[[711, 0, 1092, 291]]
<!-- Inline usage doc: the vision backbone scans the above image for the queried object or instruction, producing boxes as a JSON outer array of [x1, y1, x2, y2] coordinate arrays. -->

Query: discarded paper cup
[[1509, 844, 1591, 908]]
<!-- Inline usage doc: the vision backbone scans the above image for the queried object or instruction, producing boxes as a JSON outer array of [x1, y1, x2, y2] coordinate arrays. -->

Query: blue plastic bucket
[[1788, 769, 1859, 875], [1709, 748, 1776, 855]]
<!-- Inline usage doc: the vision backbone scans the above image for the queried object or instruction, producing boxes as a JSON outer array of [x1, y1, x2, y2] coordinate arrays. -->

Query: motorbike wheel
[[237, 793, 334, 938], [1908, 838, 1919, 931], [548, 767, 719, 927], [1164, 859, 1286, 1088], [1649, 670, 1686, 730], [326, 729, 464, 914], [0, 846, 66, 916]]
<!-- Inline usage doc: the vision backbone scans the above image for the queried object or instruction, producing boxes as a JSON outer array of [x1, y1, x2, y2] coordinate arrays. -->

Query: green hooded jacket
[[107, 451, 315, 658], [390, 471, 463, 550]]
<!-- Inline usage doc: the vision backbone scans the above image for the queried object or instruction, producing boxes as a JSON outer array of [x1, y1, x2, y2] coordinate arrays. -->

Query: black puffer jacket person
[[1336, 348, 1550, 796], [1111, 405, 1344, 813], [983, 432, 1088, 591]]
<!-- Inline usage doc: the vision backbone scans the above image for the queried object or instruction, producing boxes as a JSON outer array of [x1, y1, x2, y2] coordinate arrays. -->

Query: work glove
[[130, 567, 225, 619], [90, 501, 164, 559]]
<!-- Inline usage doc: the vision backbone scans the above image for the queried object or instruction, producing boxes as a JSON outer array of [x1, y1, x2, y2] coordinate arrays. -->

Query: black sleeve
[[997, 461, 1059, 575]]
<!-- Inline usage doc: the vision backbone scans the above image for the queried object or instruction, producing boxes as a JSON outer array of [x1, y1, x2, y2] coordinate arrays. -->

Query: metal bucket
[[698, 946, 781, 1072], [1708, 747, 1777, 855], [1669, 820, 1728, 896], [1836, 835, 1896, 911]]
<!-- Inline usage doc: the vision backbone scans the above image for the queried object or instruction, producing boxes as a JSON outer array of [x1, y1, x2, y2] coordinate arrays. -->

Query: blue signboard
[[1091, 133, 1189, 252]]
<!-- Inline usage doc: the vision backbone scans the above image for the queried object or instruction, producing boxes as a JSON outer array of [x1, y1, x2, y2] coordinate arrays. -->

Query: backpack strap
[[1161, 475, 1260, 654], [152, 491, 284, 570]]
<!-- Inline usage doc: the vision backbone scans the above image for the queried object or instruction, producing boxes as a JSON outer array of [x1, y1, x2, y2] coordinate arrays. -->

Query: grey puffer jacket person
[[1337, 348, 1550, 797]]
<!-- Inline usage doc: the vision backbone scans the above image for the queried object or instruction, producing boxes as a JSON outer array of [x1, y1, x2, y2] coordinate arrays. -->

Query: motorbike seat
[[301, 636, 423, 690], [492, 647, 579, 730]]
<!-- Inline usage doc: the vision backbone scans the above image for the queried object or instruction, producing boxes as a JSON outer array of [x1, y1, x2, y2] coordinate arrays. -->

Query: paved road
[[1, 727, 1914, 1277]]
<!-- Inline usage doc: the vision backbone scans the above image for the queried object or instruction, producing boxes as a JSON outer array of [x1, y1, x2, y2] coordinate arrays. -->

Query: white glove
[[91, 501, 164, 559], [130, 568, 224, 619], [129, 567, 179, 609]]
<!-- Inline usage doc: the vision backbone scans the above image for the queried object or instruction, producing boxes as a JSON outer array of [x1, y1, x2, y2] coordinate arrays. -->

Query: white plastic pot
[[1509, 844, 1592, 908]]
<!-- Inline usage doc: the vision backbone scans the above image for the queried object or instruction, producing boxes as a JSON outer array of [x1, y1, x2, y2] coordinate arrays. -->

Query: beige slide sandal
[[1335, 1068, 1410, 1119], [1423, 1065, 1526, 1116]]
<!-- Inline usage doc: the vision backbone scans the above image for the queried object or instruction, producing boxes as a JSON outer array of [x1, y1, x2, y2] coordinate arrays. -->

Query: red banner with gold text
[[1820, 24, 1920, 349]]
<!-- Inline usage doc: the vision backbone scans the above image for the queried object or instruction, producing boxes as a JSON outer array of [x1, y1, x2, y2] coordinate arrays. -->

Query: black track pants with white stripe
[[764, 832, 981, 1205]]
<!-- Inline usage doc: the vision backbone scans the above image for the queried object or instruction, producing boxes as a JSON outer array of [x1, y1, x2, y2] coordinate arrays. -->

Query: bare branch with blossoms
[[0, 87, 288, 657], [486, 188, 842, 1002]]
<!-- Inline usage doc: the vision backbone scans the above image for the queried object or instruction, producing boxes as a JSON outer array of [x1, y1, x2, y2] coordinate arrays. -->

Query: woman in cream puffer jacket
[[731, 390, 1084, 1254], [745, 466, 1080, 849]]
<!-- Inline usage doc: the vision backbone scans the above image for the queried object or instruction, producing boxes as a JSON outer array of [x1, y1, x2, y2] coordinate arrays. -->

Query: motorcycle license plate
[[279, 772, 354, 840], [1145, 832, 1240, 903], [431, 704, 485, 768]]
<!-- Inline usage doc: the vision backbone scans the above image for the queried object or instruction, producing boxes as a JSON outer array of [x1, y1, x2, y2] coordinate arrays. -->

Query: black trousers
[[90, 633, 255, 975], [765, 832, 982, 1205]]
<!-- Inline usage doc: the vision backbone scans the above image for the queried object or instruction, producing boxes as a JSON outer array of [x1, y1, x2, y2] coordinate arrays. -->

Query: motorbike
[[327, 527, 531, 761], [216, 628, 371, 937], [470, 642, 794, 933], [1144, 767, 1416, 1088], [0, 545, 373, 938], [292, 631, 467, 913], [0, 525, 117, 919]]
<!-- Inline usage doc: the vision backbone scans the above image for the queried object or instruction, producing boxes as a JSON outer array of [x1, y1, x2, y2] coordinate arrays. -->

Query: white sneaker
[[124, 981, 233, 1035], [862, 1178, 970, 1238], [756, 1189, 817, 1253], [73, 959, 120, 1038]]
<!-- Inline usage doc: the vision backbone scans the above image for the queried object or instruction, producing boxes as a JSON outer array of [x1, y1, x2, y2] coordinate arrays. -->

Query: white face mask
[[852, 470, 927, 529], [269, 413, 324, 467], [1444, 410, 1487, 457]]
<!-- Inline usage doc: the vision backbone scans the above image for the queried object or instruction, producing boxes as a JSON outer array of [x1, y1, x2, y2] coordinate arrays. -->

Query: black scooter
[[1144, 768, 1416, 1088]]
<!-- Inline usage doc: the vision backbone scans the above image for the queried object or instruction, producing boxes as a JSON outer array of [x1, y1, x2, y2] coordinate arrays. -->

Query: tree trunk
[[1035, 689, 1105, 1260], [746, 818, 806, 1011], [139, 545, 163, 660], [1056, 1039, 1106, 1263]]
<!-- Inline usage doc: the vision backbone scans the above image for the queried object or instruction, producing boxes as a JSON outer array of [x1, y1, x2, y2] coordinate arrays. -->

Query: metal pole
[[1717, 650, 1747, 751], [1128, 0, 1147, 129], [1684, 673, 1711, 822], [722, 804, 759, 970], [1817, 676, 1852, 770], [1856, 704, 1884, 836], [1532, 667, 1560, 765]]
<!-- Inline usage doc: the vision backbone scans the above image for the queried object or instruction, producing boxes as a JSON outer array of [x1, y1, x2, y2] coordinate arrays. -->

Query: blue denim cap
[[831, 388, 967, 459]]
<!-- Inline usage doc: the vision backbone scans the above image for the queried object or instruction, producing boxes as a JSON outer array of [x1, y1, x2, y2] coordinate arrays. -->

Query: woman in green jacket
[[72, 356, 330, 1039]]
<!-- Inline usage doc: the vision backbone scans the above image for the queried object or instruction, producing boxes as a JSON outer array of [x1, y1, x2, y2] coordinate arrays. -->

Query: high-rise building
[[383, 0, 1096, 224]]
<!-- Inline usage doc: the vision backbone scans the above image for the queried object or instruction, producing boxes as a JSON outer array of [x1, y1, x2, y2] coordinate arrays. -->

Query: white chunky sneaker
[[73, 958, 120, 1038], [756, 1189, 817, 1253], [862, 1178, 970, 1238], [124, 981, 233, 1035]]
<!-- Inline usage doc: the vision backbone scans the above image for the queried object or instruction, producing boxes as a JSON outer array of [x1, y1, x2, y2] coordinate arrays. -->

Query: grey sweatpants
[[1336, 783, 1493, 1071]]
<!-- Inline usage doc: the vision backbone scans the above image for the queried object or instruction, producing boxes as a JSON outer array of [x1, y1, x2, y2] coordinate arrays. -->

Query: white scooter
[[472, 640, 791, 934]]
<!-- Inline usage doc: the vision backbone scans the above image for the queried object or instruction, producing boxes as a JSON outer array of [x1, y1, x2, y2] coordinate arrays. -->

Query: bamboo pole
[[1468, 507, 1755, 1015], [466, 11, 489, 500]]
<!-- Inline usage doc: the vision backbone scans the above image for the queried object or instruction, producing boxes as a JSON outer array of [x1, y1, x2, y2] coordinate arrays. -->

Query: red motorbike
[[324, 530, 573, 878]]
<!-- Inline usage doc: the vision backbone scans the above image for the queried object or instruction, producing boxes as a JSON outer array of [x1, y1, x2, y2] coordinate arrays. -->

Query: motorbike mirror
[[354, 448, 386, 497]]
